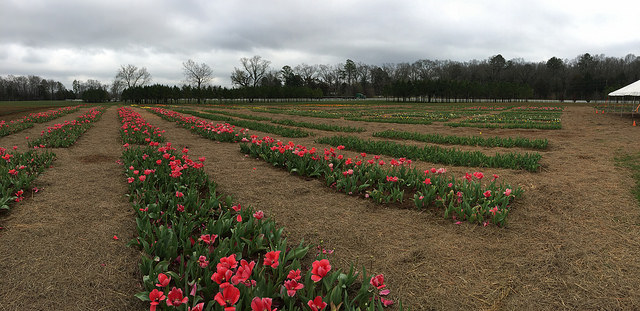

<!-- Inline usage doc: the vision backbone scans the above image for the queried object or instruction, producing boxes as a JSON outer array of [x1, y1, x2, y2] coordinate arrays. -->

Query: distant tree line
[[0, 75, 74, 101], [122, 53, 640, 104], [5, 53, 640, 103], [0, 75, 111, 103], [121, 84, 322, 104]]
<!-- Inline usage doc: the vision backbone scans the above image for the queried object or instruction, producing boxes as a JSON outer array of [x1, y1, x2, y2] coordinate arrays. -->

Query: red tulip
[[148, 289, 165, 311], [232, 259, 256, 285], [218, 254, 238, 270], [284, 279, 304, 297], [188, 302, 204, 311], [253, 210, 264, 220], [307, 296, 327, 311], [370, 274, 386, 289], [166, 287, 188, 307], [198, 255, 209, 268], [287, 269, 302, 281], [199, 234, 217, 245], [311, 259, 331, 282], [156, 273, 171, 287], [251, 297, 275, 311], [381, 297, 394, 307], [211, 266, 233, 285], [263, 251, 280, 269], [214, 284, 240, 311]]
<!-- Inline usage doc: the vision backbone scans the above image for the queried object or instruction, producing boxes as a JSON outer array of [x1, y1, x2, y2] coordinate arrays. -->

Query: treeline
[[0, 75, 110, 103], [121, 84, 323, 104], [124, 52, 640, 104], [0, 75, 74, 101]]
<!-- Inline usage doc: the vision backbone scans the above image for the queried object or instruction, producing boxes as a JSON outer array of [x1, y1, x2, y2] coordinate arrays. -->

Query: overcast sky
[[1, 0, 638, 89]]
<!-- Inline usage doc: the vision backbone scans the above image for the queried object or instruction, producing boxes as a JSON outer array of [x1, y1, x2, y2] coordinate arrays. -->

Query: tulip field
[[2, 101, 640, 310]]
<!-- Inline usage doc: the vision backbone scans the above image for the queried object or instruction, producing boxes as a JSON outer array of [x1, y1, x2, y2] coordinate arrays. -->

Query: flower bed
[[0, 105, 82, 137], [149, 108, 249, 143], [316, 135, 542, 172], [271, 119, 365, 133], [1, 146, 55, 210], [171, 109, 311, 138], [121, 113, 399, 310], [28, 106, 106, 148], [373, 130, 549, 150], [118, 107, 166, 144], [241, 136, 522, 226]]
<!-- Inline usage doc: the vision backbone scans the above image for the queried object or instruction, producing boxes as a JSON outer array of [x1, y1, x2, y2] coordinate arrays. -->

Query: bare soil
[[0, 107, 144, 310], [1, 104, 639, 310]]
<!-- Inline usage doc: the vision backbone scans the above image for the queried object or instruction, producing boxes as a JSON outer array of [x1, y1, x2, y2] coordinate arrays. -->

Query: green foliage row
[[241, 137, 521, 226], [1, 147, 55, 211], [316, 135, 542, 172], [373, 130, 549, 149], [205, 109, 273, 121], [446, 121, 562, 130], [272, 119, 365, 133], [250, 107, 342, 119], [344, 116, 433, 125]]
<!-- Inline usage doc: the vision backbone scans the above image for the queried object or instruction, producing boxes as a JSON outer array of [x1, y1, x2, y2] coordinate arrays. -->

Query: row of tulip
[[173, 109, 311, 138], [240, 137, 521, 226], [1, 146, 55, 210], [0, 105, 83, 137], [271, 119, 365, 133], [316, 135, 542, 172], [28, 107, 106, 148], [121, 110, 399, 310], [203, 109, 366, 133], [148, 107, 249, 143], [205, 109, 272, 122], [344, 116, 434, 125], [447, 121, 562, 130], [373, 129, 549, 150], [118, 107, 166, 144], [249, 107, 341, 119]]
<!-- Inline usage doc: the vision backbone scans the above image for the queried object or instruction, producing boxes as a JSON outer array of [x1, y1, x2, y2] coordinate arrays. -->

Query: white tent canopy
[[609, 80, 640, 96]]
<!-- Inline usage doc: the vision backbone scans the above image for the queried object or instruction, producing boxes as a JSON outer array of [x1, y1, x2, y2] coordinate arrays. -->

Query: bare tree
[[182, 59, 213, 104], [230, 68, 251, 87], [115, 64, 152, 88], [231, 55, 271, 88], [294, 63, 317, 86]]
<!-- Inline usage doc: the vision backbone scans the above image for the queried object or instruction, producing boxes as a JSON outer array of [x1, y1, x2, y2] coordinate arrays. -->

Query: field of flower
[[2, 101, 640, 310]]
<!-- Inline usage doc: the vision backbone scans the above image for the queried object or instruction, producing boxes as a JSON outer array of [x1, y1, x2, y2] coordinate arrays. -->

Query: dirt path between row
[[0, 106, 144, 310], [136, 105, 640, 310]]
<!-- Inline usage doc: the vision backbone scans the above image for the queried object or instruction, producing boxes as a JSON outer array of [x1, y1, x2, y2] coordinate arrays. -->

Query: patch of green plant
[[615, 152, 640, 204], [205, 109, 273, 121], [446, 121, 562, 130], [373, 129, 549, 149], [344, 116, 433, 125], [272, 119, 365, 133]]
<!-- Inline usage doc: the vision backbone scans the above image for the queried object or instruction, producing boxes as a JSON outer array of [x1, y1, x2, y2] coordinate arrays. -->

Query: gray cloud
[[1, 0, 638, 89]]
